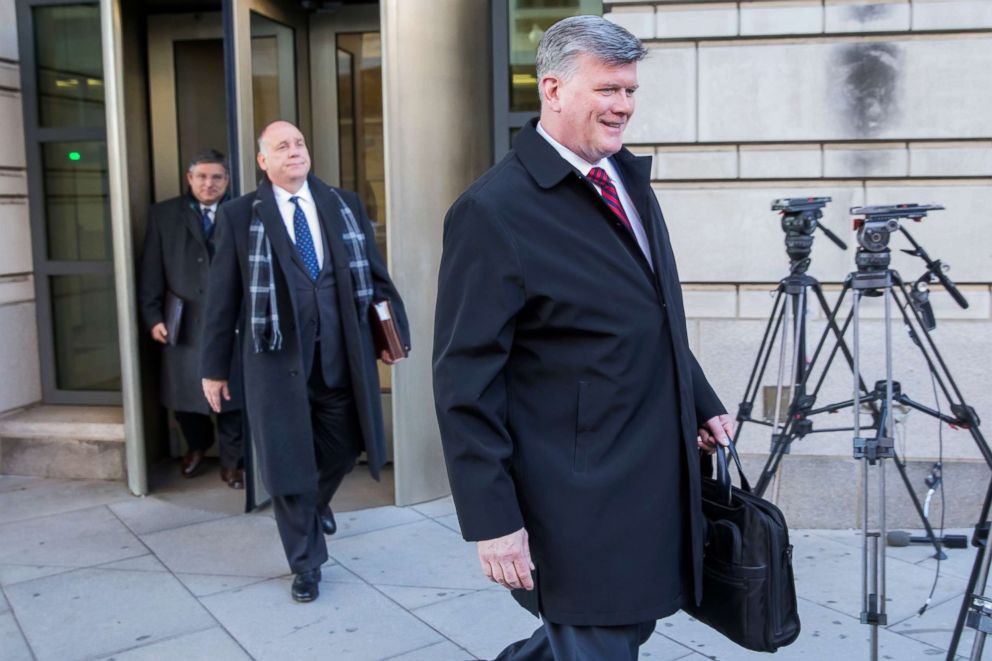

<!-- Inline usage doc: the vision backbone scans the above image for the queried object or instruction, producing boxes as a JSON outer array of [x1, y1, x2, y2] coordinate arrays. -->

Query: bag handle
[[714, 439, 753, 504]]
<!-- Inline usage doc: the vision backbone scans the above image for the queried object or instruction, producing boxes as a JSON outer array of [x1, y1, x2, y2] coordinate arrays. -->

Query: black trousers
[[173, 409, 243, 469], [270, 354, 364, 573], [495, 619, 656, 661]]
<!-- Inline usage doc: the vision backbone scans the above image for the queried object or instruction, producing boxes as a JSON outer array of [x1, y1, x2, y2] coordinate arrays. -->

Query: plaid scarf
[[248, 199, 282, 353], [247, 187, 374, 353], [330, 188, 374, 317]]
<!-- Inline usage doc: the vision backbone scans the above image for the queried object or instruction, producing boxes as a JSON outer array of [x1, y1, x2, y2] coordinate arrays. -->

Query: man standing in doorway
[[433, 16, 732, 659], [139, 149, 245, 489], [200, 120, 409, 603]]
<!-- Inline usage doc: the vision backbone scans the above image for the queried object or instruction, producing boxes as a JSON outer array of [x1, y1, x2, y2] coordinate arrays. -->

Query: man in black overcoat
[[139, 149, 245, 488], [433, 16, 733, 659], [200, 120, 409, 603]]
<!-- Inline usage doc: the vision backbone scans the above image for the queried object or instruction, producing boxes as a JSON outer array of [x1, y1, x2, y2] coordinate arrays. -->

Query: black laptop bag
[[683, 441, 801, 652]]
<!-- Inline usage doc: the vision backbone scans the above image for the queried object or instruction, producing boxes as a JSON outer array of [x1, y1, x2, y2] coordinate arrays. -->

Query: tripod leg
[[755, 436, 794, 497], [948, 477, 992, 659], [733, 288, 788, 448], [891, 447, 945, 559], [754, 287, 809, 497]]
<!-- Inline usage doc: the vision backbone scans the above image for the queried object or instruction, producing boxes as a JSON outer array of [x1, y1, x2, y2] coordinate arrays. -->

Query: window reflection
[[508, 0, 603, 113], [33, 4, 105, 128], [336, 32, 386, 260], [250, 12, 297, 140], [42, 142, 111, 262], [51, 274, 121, 391]]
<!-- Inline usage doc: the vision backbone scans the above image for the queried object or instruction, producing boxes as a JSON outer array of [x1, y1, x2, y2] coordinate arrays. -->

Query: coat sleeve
[[433, 194, 526, 542], [348, 190, 411, 350], [137, 209, 165, 331], [690, 351, 726, 424], [200, 205, 242, 381]]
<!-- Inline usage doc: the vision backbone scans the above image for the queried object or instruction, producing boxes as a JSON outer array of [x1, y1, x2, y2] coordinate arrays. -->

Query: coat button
[[197, 257, 204, 263], [289, 370, 298, 377], [197, 288, 203, 294]]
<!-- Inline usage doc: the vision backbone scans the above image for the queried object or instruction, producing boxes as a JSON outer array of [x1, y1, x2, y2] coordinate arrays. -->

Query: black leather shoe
[[180, 450, 206, 478], [319, 507, 337, 536], [291, 568, 321, 603]]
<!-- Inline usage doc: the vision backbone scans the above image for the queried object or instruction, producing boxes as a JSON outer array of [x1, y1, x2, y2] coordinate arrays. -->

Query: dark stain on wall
[[848, 4, 892, 23], [834, 42, 902, 137]]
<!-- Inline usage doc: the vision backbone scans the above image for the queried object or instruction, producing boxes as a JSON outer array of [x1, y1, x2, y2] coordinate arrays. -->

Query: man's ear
[[539, 75, 562, 112], [256, 151, 267, 171]]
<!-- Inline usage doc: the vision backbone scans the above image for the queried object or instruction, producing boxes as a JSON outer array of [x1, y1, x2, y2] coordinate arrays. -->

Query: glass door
[[147, 11, 227, 202], [18, 0, 121, 404]]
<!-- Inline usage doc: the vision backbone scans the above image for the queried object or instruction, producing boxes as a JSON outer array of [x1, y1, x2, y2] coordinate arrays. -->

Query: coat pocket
[[574, 381, 592, 473]]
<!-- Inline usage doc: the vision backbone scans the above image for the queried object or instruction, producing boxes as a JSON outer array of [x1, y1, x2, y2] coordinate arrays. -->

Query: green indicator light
[[68, 151, 81, 161]]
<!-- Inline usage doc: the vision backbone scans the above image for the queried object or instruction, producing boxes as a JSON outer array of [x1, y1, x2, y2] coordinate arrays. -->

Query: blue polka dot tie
[[290, 196, 319, 281]]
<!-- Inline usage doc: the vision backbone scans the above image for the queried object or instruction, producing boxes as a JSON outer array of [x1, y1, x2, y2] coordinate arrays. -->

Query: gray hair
[[535, 15, 647, 99], [187, 148, 228, 174]]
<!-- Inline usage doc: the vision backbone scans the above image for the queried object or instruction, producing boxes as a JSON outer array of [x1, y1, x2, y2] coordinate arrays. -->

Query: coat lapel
[[612, 149, 671, 283], [308, 177, 351, 280], [182, 196, 207, 251], [252, 180, 306, 282], [254, 179, 314, 280], [514, 120, 658, 286]]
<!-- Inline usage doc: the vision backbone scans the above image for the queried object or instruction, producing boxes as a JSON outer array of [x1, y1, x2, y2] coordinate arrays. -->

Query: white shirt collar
[[197, 201, 218, 214], [272, 180, 313, 206], [536, 121, 612, 176]]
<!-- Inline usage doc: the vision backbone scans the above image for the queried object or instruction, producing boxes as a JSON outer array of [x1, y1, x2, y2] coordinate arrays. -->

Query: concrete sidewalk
[[0, 473, 986, 660]]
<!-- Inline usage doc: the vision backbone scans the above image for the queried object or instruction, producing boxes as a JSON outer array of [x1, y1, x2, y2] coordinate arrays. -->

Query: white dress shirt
[[272, 180, 324, 270], [536, 121, 653, 268]]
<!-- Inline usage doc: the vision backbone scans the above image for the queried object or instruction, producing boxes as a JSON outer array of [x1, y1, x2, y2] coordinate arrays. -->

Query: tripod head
[[849, 203, 944, 274], [848, 203, 968, 328], [772, 196, 848, 274]]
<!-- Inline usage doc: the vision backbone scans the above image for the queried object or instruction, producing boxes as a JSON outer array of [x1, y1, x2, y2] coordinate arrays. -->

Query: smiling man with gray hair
[[434, 15, 733, 659]]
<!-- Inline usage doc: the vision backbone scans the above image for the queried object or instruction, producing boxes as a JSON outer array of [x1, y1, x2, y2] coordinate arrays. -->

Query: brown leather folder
[[370, 299, 407, 362]]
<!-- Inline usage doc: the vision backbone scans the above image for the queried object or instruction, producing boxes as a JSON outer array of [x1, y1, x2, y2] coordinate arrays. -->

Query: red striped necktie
[[586, 166, 632, 232]]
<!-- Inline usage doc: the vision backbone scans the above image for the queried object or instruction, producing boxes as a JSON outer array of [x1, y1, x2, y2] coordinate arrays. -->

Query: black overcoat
[[139, 194, 242, 414], [433, 121, 725, 626], [200, 175, 409, 496]]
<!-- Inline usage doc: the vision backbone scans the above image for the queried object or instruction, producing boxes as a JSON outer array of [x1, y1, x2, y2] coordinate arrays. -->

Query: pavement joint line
[[0, 581, 39, 661], [375, 638, 471, 661], [83, 623, 219, 661], [128, 511, 254, 539], [885, 589, 967, 628], [324, 548, 476, 657], [793, 594, 953, 654], [0, 565, 83, 588], [0, 498, 134, 529], [653, 629, 709, 659], [174, 574, 276, 600], [327, 514, 437, 541], [104, 504, 259, 660]]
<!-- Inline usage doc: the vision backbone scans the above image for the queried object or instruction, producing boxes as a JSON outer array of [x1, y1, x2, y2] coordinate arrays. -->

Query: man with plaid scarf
[[200, 120, 410, 603]]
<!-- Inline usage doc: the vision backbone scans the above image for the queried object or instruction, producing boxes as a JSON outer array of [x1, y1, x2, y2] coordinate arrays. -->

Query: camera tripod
[[734, 200, 990, 659], [732, 202, 968, 560]]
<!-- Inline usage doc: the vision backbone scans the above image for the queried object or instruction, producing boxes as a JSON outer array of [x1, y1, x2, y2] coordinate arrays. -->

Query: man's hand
[[477, 527, 535, 591], [698, 413, 734, 453], [202, 378, 230, 413], [379, 349, 403, 366], [151, 323, 168, 344]]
